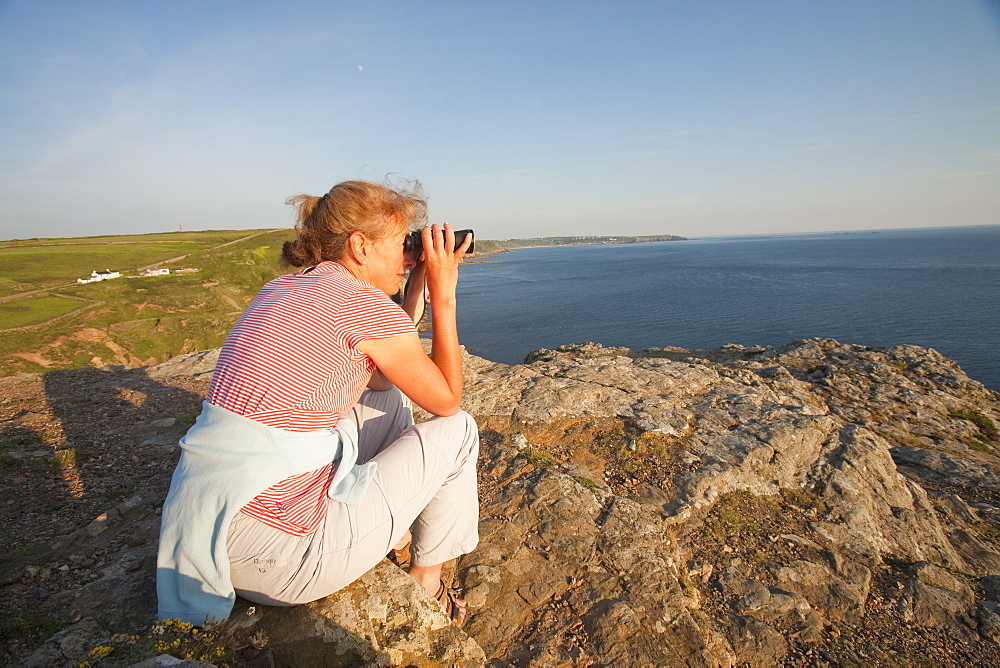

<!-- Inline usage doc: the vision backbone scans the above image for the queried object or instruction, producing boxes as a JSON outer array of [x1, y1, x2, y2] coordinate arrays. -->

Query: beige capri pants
[[226, 387, 480, 606]]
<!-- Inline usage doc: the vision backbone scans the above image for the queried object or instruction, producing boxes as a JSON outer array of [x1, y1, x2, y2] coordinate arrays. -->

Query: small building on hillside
[[77, 269, 121, 284], [140, 267, 170, 277]]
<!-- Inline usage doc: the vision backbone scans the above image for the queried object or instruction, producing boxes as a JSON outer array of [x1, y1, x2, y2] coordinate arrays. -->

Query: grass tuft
[[572, 475, 603, 493], [952, 409, 999, 440], [706, 490, 780, 543], [780, 487, 827, 513], [52, 448, 76, 470], [520, 446, 557, 470]]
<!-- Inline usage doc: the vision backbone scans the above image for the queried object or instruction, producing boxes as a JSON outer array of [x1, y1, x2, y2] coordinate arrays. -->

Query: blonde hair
[[281, 180, 427, 267]]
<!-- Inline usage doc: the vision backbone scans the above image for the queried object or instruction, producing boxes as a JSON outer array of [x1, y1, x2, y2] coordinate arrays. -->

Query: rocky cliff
[[2, 338, 999, 665]]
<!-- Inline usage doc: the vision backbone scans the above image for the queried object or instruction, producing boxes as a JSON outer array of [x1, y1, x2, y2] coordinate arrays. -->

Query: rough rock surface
[[455, 338, 1000, 664], [251, 561, 484, 666], [2, 337, 999, 665]]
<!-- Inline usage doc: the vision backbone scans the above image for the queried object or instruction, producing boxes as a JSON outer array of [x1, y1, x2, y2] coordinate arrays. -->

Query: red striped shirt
[[208, 262, 415, 535]]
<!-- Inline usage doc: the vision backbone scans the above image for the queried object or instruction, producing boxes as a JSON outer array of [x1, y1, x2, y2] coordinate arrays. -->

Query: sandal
[[434, 580, 467, 628], [387, 541, 411, 569]]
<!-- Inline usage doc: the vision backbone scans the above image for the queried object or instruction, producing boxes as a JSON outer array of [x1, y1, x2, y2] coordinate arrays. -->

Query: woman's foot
[[408, 563, 468, 626], [433, 580, 468, 627]]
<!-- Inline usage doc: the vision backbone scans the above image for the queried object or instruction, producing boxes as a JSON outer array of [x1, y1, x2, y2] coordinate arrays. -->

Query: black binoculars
[[403, 229, 475, 254]]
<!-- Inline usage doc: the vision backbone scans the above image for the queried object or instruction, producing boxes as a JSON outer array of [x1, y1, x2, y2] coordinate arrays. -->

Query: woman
[[156, 180, 479, 628]]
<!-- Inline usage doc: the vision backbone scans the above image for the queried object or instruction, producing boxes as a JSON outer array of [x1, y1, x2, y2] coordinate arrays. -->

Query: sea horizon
[[454, 224, 1000, 391], [675, 222, 1000, 243]]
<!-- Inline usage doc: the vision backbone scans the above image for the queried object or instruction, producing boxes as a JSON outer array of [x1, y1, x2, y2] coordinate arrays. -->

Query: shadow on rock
[[3, 352, 486, 666]]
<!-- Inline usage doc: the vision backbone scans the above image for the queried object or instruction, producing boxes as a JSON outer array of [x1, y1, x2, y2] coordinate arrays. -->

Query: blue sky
[[1, 1, 998, 240]]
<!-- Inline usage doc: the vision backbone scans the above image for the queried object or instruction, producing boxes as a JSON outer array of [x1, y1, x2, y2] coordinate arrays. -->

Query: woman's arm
[[367, 253, 425, 390], [400, 261, 427, 325], [357, 224, 472, 415], [359, 332, 458, 414]]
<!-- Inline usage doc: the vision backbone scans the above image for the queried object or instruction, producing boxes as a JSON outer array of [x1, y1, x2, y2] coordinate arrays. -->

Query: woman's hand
[[421, 223, 472, 302]]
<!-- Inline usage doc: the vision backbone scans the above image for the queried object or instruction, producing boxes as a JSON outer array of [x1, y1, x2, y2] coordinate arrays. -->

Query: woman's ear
[[346, 231, 368, 265]]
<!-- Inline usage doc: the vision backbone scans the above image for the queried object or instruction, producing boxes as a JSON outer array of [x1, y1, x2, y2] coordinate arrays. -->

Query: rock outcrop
[[2, 337, 999, 665], [448, 339, 1000, 665]]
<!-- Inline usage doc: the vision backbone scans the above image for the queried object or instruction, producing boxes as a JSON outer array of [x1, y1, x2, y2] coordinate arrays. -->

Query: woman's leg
[[367, 409, 480, 567], [229, 390, 479, 610], [362, 408, 479, 623], [341, 388, 480, 562], [340, 388, 416, 466]]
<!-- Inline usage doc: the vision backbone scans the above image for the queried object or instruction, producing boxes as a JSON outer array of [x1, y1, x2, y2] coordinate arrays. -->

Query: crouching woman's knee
[[431, 409, 479, 459], [451, 409, 477, 431]]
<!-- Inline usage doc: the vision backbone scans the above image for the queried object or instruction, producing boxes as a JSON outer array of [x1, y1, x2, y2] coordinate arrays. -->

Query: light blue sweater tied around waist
[[156, 401, 371, 625]]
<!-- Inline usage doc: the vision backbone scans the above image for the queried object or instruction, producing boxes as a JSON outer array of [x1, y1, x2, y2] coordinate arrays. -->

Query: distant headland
[[470, 234, 686, 256]]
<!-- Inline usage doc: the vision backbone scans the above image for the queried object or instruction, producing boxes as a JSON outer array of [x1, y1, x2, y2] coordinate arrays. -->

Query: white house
[[77, 269, 121, 284]]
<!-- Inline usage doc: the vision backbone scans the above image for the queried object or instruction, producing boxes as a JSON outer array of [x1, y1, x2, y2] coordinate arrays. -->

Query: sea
[[452, 225, 1000, 392]]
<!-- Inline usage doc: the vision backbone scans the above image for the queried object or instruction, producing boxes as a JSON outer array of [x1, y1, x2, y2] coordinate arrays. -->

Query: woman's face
[[365, 227, 417, 295]]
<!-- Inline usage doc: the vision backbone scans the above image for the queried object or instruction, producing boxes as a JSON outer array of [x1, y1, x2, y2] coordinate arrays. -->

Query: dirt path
[[133, 230, 273, 272], [0, 283, 77, 305]]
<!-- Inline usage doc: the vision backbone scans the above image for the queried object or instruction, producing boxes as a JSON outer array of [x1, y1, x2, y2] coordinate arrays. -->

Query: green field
[[0, 230, 272, 295], [0, 229, 294, 374], [0, 294, 87, 329]]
